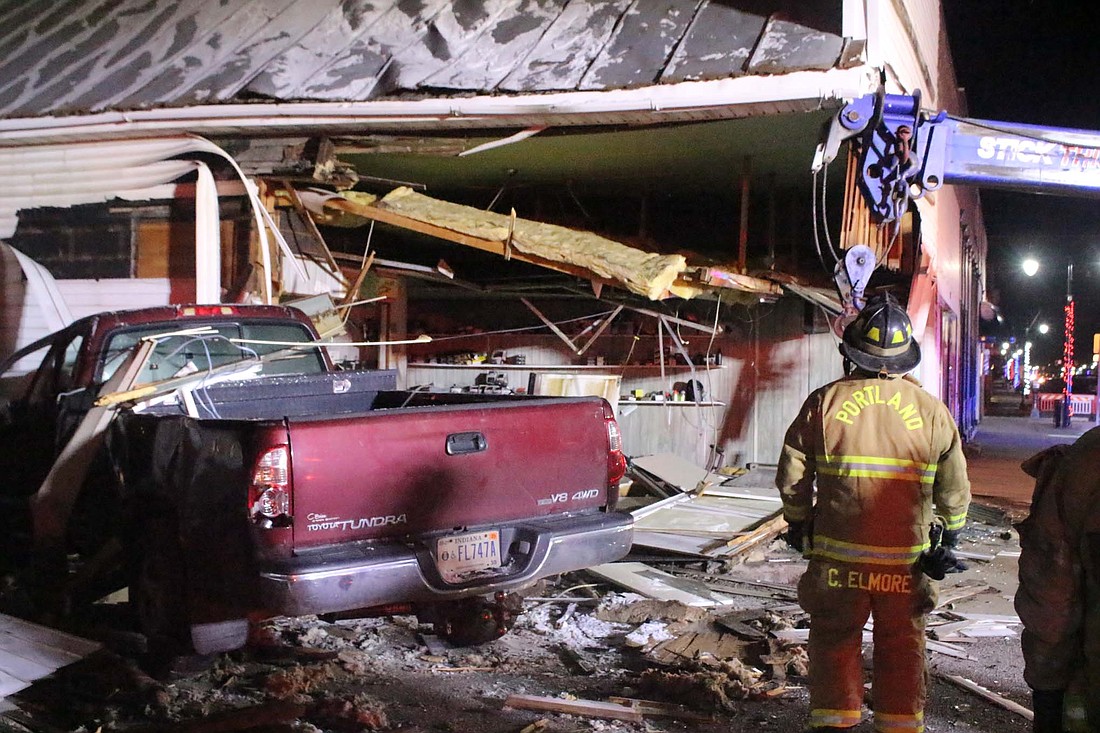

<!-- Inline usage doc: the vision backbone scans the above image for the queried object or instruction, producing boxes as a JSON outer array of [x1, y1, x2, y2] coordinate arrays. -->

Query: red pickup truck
[[0, 305, 632, 659]]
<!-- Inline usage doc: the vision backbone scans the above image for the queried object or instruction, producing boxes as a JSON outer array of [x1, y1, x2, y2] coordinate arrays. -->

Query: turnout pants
[[798, 560, 937, 732]]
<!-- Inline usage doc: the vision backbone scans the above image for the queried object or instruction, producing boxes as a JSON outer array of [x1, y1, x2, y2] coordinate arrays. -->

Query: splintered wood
[[504, 694, 644, 723]]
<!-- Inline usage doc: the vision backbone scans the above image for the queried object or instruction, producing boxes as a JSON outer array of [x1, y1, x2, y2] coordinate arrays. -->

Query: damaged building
[[0, 0, 987, 466], [0, 2, 1014, 731]]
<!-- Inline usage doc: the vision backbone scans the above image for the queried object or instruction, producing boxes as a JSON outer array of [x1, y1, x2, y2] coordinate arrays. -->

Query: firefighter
[[1016, 426, 1100, 733], [776, 292, 971, 733]]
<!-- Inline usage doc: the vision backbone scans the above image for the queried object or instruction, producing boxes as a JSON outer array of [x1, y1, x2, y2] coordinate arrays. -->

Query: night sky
[[943, 3, 1100, 368]]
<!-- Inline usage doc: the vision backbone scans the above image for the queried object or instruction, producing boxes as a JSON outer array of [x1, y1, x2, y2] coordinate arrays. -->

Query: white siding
[[0, 278, 170, 374]]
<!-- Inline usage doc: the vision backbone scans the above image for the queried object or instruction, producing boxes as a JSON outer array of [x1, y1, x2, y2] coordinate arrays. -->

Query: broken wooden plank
[[0, 614, 101, 658], [607, 696, 715, 722], [935, 583, 991, 608], [925, 639, 976, 661], [503, 694, 643, 723], [663, 571, 798, 602], [586, 563, 735, 607], [714, 610, 768, 640], [646, 627, 748, 666], [938, 674, 1033, 721], [705, 512, 786, 557]]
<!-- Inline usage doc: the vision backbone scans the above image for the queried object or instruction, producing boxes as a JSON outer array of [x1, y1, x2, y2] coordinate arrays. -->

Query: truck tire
[[131, 519, 192, 672], [432, 593, 522, 647]]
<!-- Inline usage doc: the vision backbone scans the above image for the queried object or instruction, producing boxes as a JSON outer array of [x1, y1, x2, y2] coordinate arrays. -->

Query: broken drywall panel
[[634, 494, 776, 533], [498, 0, 633, 92], [630, 530, 712, 557], [587, 562, 735, 607], [718, 464, 779, 489], [935, 583, 992, 608], [958, 624, 1018, 639], [420, 0, 565, 90], [661, 4, 766, 82], [579, 0, 702, 90], [631, 453, 718, 494], [745, 17, 843, 75], [628, 486, 782, 556]]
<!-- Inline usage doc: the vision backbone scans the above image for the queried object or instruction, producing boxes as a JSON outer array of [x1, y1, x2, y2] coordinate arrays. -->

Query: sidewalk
[[966, 409, 1096, 507]]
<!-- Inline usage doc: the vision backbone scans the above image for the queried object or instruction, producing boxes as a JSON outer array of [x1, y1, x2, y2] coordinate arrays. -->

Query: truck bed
[[109, 370, 630, 642]]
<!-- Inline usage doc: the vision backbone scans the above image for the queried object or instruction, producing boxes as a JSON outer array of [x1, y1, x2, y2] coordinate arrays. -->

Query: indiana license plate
[[435, 529, 501, 583]]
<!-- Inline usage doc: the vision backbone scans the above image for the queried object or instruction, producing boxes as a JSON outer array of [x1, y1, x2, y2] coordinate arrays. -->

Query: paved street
[[967, 388, 1097, 506]]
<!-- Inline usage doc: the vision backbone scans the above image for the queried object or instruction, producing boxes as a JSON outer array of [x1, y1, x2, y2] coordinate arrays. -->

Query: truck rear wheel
[[431, 593, 523, 647], [131, 520, 192, 672]]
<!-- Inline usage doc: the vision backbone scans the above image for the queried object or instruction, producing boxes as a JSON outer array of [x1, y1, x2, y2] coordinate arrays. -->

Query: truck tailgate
[[286, 397, 612, 550]]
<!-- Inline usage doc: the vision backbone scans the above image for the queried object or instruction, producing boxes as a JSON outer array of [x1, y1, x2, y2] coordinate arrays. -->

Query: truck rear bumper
[[257, 511, 633, 617]]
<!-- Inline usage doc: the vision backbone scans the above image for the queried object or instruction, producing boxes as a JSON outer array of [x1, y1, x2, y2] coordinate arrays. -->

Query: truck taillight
[[250, 445, 292, 522], [606, 416, 627, 490]]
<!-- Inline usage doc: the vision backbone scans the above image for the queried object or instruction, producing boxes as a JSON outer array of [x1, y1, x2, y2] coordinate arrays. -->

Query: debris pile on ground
[[0, 453, 1035, 732]]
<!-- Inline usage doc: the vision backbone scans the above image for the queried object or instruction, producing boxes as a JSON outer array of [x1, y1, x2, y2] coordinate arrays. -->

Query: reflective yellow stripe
[[811, 708, 862, 727], [875, 710, 924, 733], [819, 466, 934, 483], [815, 455, 937, 483], [943, 513, 967, 530], [812, 535, 925, 565], [816, 455, 936, 469]]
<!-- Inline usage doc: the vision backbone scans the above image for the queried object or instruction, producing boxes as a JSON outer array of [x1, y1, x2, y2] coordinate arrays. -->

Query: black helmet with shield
[[839, 293, 921, 374]]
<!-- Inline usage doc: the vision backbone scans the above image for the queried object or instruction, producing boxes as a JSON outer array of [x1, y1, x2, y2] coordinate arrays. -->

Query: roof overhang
[[0, 67, 877, 145]]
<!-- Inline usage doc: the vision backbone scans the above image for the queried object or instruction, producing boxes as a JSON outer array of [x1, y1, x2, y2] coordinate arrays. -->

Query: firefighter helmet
[[839, 293, 921, 373]]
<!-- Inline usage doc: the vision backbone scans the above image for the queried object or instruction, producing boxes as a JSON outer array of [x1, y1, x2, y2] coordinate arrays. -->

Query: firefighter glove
[[919, 545, 966, 580], [920, 523, 968, 579], [784, 521, 805, 553]]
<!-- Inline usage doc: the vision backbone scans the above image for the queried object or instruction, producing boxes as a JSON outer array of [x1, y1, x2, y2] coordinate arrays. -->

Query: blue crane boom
[[814, 91, 1100, 224], [813, 91, 1100, 412]]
